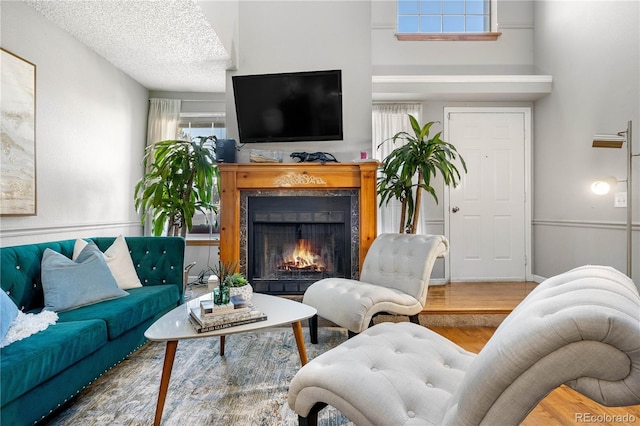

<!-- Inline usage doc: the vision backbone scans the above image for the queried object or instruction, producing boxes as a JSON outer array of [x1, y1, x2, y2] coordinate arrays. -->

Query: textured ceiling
[[24, 0, 231, 93]]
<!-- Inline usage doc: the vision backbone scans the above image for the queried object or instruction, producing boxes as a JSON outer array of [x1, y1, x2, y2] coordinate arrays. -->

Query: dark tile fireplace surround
[[243, 191, 358, 294]]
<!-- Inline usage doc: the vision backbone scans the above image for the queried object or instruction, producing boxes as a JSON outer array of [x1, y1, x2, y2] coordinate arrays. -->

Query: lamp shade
[[593, 134, 625, 148]]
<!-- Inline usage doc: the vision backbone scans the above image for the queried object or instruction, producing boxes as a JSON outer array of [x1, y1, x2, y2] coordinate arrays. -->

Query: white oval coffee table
[[144, 292, 317, 426]]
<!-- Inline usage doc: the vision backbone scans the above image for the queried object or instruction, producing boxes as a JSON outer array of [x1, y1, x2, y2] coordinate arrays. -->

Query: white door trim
[[443, 107, 533, 282]]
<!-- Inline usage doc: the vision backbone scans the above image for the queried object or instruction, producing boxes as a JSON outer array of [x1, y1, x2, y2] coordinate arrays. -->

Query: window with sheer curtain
[[143, 98, 181, 235], [146, 98, 181, 147], [372, 103, 421, 234]]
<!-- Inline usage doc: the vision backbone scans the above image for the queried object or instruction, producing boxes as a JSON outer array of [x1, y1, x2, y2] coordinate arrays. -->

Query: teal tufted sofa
[[0, 236, 185, 426]]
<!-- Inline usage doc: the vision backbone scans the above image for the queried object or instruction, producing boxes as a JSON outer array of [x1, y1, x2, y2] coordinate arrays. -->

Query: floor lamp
[[592, 120, 638, 278]]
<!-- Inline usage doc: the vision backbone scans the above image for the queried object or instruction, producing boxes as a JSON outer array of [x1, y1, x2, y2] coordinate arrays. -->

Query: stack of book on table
[[189, 296, 267, 333]]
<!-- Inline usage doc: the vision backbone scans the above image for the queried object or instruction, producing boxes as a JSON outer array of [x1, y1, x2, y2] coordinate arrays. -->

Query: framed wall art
[[1, 48, 36, 216]]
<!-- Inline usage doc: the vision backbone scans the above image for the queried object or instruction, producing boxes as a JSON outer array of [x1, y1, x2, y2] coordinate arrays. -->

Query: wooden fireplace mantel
[[218, 162, 379, 273]]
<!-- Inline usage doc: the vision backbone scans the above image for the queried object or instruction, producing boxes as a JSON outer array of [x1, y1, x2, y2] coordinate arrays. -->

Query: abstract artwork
[[1, 48, 36, 215]]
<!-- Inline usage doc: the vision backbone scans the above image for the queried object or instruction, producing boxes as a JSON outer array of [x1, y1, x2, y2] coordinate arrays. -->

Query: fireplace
[[247, 195, 354, 294], [218, 162, 378, 295]]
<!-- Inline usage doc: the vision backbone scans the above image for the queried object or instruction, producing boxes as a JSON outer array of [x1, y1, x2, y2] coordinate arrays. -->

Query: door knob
[[452, 206, 460, 213]]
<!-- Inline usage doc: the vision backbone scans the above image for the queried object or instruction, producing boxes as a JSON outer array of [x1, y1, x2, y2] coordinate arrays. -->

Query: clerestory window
[[396, 0, 500, 41]]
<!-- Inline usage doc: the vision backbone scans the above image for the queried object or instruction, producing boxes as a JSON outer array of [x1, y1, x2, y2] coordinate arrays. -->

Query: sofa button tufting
[[443, 364, 450, 368], [426, 382, 434, 387], [407, 411, 415, 418], [16, 265, 20, 269]]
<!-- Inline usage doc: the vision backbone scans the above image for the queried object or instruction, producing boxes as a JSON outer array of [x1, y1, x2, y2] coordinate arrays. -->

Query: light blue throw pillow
[[41, 242, 128, 312], [1, 291, 19, 340]]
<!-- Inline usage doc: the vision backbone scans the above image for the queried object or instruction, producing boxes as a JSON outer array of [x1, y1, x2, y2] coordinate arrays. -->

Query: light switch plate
[[614, 192, 627, 208]]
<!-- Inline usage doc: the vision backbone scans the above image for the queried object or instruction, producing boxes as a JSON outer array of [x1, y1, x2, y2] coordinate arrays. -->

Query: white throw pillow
[[73, 235, 143, 290]]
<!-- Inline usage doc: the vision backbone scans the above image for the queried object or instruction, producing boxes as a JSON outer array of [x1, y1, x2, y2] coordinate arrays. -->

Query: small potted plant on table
[[212, 261, 253, 305]]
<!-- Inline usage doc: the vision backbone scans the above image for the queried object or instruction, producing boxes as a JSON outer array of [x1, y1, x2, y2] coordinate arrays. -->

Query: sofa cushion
[[41, 244, 129, 312], [73, 235, 143, 290], [0, 319, 107, 406], [56, 285, 179, 340], [1, 291, 19, 340]]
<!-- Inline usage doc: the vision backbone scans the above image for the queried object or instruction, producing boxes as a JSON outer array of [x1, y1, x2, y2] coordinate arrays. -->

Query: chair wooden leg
[[309, 314, 318, 344], [298, 402, 327, 426], [299, 415, 316, 426]]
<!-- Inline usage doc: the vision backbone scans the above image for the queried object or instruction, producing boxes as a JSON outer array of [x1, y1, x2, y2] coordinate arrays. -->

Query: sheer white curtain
[[143, 99, 181, 235], [372, 103, 421, 234], [147, 98, 181, 146]]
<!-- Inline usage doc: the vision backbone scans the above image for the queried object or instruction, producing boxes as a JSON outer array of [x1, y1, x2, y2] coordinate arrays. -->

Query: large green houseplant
[[134, 138, 219, 237], [377, 115, 467, 234]]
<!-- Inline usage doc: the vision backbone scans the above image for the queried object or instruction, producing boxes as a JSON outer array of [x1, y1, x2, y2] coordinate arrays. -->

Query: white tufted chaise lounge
[[303, 233, 448, 343], [288, 265, 640, 425]]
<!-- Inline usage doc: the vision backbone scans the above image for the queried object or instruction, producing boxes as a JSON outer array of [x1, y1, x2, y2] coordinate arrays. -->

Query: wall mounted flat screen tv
[[232, 70, 343, 143]]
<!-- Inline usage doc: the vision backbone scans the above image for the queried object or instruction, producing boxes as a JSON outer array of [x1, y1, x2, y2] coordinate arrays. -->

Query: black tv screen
[[232, 70, 343, 143]]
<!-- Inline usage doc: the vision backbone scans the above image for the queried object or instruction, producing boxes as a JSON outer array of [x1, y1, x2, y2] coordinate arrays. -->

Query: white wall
[[196, 0, 239, 70], [532, 0, 640, 283], [225, 0, 372, 162], [371, 1, 536, 280], [372, 0, 535, 76], [0, 1, 149, 246]]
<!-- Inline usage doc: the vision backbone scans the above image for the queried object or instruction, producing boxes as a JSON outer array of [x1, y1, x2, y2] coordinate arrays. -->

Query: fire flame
[[283, 239, 326, 271]]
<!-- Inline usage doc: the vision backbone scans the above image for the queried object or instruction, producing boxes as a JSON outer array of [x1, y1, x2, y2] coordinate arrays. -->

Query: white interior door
[[445, 109, 529, 281]]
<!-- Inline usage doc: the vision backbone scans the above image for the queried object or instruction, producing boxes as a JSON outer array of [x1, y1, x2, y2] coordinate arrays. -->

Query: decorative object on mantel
[[1, 48, 36, 216], [250, 149, 284, 163], [134, 137, 219, 237], [377, 115, 467, 234], [290, 152, 338, 164], [274, 173, 327, 187]]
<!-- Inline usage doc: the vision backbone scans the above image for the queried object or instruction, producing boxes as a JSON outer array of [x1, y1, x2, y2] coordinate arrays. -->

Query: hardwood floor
[[424, 281, 538, 314], [427, 282, 640, 425]]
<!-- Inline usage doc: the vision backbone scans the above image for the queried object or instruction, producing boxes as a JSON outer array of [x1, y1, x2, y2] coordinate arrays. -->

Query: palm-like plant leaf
[[134, 138, 219, 237], [377, 115, 467, 233]]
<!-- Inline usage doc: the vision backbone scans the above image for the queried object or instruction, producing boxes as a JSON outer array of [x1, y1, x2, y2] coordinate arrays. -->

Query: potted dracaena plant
[[134, 137, 219, 238], [377, 115, 467, 234]]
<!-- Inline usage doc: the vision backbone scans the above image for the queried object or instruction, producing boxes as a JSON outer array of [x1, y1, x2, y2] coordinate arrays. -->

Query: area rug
[[44, 327, 353, 426]]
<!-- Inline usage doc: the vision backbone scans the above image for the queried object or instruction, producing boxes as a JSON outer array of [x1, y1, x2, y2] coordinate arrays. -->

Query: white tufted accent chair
[[302, 233, 449, 343], [289, 265, 640, 426]]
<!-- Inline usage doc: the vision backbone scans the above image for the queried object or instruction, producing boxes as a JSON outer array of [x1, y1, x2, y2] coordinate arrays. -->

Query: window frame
[[396, 0, 501, 41], [178, 112, 226, 142]]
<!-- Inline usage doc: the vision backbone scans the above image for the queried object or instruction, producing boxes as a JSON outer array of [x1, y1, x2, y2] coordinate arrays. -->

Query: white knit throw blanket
[[1, 310, 58, 348]]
